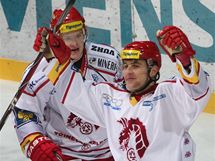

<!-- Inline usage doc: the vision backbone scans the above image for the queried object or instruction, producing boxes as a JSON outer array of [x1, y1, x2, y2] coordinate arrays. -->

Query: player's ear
[[149, 65, 159, 78]]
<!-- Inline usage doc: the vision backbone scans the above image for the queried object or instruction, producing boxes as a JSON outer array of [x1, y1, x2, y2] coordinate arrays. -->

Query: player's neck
[[131, 83, 157, 100]]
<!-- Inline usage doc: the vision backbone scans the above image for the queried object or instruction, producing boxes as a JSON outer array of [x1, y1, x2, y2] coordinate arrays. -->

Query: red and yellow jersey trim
[[20, 132, 42, 152], [47, 60, 70, 85], [176, 58, 200, 84], [129, 96, 139, 106]]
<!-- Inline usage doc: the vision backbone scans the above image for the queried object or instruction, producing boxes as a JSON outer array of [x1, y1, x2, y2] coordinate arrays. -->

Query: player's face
[[122, 59, 149, 92], [60, 29, 85, 62]]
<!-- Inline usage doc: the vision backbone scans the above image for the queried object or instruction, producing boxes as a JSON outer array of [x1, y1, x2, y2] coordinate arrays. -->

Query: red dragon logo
[[118, 118, 149, 160]]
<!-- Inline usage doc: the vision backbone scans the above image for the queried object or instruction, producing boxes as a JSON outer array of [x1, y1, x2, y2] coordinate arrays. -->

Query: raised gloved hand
[[33, 27, 50, 53], [27, 136, 64, 161], [157, 26, 195, 67], [47, 31, 71, 64], [33, 27, 71, 64]]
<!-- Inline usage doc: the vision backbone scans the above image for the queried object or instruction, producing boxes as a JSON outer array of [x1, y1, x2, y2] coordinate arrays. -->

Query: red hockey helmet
[[120, 41, 161, 68], [50, 7, 85, 33]]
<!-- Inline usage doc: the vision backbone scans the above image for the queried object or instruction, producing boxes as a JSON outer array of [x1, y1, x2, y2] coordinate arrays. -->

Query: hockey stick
[[0, 0, 76, 131]]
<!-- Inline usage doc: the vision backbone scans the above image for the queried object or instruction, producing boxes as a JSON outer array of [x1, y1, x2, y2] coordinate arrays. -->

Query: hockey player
[[13, 7, 122, 161], [33, 26, 211, 161]]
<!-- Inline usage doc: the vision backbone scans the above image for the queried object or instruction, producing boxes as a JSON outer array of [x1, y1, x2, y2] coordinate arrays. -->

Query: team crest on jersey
[[102, 94, 122, 110], [14, 108, 40, 128], [118, 118, 149, 160], [67, 113, 99, 135]]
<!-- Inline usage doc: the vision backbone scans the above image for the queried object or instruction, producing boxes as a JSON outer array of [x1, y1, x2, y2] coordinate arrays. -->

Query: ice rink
[[0, 79, 214, 161]]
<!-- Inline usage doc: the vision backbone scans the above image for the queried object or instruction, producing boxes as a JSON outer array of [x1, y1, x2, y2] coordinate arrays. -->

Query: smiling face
[[122, 59, 149, 92], [122, 59, 159, 93], [60, 29, 85, 62]]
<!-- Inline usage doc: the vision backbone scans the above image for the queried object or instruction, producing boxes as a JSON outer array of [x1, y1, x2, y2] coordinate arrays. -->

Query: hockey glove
[[27, 136, 64, 161], [33, 27, 71, 64], [157, 26, 195, 67], [33, 27, 50, 53], [47, 31, 71, 64]]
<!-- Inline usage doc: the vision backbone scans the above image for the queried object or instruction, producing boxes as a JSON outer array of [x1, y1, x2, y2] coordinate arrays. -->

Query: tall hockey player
[[13, 7, 122, 161], [34, 26, 211, 161]]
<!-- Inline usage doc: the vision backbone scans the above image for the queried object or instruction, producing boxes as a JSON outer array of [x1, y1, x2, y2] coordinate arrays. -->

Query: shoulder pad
[[86, 41, 119, 58], [86, 42, 122, 75]]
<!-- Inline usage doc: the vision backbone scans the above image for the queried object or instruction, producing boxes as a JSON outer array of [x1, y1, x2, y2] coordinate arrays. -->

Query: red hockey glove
[[157, 26, 195, 67], [47, 31, 71, 64], [33, 27, 50, 53], [27, 136, 64, 161]]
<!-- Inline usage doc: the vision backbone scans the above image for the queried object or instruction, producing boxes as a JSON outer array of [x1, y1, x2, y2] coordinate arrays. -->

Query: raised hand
[[33, 27, 50, 53], [33, 27, 71, 64], [157, 26, 195, 67], [47, 31, 71, 64]]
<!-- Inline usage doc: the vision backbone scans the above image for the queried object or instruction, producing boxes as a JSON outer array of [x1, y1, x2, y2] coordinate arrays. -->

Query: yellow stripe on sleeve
[[203, 93, 215, 114], [176, 58, 199, 84], [20, 133, 42, 152], [47, 60, 70, 85]]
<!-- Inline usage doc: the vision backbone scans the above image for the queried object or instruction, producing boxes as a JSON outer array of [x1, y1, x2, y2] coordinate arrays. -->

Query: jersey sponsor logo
[[54, 130, 80, 142], [67, 113, 99, 135], [91, 44, 115, 56], [27, 137, 50, 157], [89, 57, 117, 72], [142, 94, 166, 111], [102, 94, 122, 110], [28, 75, 46, 90], [97, 58, 117, 71], [118, 118, 149, 160], [54, 130, 107, 151]]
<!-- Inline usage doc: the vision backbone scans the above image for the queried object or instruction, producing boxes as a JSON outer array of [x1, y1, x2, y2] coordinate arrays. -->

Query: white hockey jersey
[[37, 58, 211, 161], [14, 41, 122, 160]]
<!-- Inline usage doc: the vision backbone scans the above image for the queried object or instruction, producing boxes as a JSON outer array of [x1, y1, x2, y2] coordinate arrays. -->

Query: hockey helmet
[[120, 41, 161, 69], [50, 7, 85, 33]]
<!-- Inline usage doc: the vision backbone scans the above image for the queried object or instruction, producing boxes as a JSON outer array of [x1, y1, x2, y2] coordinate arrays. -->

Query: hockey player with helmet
[[35, 25, 211, 160], [13, 7, 122, 161]]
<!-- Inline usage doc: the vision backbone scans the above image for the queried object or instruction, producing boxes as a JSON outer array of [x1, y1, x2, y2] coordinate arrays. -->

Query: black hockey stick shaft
[[0, 0, 76, 131]]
